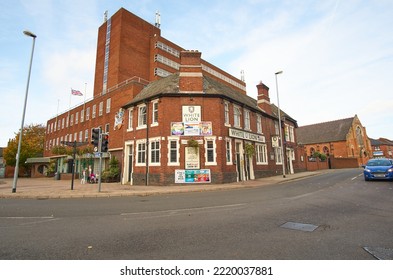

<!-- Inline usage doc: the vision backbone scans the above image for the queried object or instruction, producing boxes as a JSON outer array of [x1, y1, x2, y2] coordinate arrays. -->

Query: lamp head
[[23, 30, 37, 38], [275, 71, 283, 75]]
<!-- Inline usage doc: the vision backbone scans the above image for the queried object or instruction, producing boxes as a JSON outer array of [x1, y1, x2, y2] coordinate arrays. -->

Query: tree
[[3, 124, 46, 172]]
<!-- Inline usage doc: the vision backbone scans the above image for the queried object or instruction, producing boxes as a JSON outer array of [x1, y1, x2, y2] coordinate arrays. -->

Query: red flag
[[71, 89, 83, 96]]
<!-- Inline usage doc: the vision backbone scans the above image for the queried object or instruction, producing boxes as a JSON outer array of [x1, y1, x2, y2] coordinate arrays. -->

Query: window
[[106, 98, 111, 113], [127, 108, 133, 131], [70, 114, 74, 126], [136, 141, 146, 165], [225, 138, 232, 164], [256, 144, 268, 164], [80, 109, 84, 122], [84, 129, 89, 142], [275, 147, 283, 164], [152, 100, 159, 125], [138, 104, 147, 128], [79, 131, 83, 142], [168, 137, 179, 165], [105, 123, 110, 133], [257, 115, 262, 134], [92, 104, 96, 118], [224, 102, 230, 126], [205, 137, 217, 165], [75, 112, 79, 124], [86, 107, 90, 121], [61, 118, 65, 129], [244, 109, 250, 130], [150, 138, 160, 165], [274, 121, 279, 135], [66, 116, 69, 128], [99, 102, 103, 116], [234, 106, 241, 128]]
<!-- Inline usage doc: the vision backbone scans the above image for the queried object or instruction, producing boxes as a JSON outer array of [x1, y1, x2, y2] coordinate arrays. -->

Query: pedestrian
[[81, 168, 86, 184]]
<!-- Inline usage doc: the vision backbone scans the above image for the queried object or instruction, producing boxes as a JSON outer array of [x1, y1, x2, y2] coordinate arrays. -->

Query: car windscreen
[[367, 160, 392, 166]]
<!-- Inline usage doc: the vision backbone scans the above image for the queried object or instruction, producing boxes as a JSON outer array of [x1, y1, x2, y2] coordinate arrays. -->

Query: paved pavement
[[0, 171, 324, 199]]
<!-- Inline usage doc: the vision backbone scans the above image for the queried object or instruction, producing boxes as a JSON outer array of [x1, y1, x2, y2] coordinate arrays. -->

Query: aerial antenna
[[240, 70, 245, 82], [104, 10, 108, 22], [155, 11, 161, 28]]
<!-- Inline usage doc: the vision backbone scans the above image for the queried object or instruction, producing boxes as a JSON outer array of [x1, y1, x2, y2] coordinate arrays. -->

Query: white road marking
[[121, 203, 247, 218]]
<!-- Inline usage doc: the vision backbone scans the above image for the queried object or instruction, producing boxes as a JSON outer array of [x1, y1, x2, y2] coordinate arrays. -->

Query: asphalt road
[[1, 168, 392, 260]]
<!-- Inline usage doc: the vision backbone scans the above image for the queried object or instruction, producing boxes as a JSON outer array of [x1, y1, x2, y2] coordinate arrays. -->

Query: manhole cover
[[280, 221, 318, 232], [363, 247, 393, 260]]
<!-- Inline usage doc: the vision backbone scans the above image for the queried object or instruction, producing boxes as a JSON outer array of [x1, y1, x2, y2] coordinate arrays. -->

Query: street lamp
[[275, 70, 286, 178], [12, 30, 37, 193]]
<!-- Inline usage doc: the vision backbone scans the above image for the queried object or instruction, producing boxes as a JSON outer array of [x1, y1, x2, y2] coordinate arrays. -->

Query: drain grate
[[363, 247, 393, 260], [280, 221, 319, 232]]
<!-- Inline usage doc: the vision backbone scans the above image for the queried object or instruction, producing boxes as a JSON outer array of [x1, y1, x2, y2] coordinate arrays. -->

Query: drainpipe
[[145, 100, 149, 186]]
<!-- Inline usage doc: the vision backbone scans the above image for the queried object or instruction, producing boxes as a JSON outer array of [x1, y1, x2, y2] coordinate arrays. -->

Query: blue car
[[363, 158, 393, 181]]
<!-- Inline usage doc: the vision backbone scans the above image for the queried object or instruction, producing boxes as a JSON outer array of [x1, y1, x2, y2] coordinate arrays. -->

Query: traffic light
[[91, 128, 100, 147], [101, 133, 109, 152]]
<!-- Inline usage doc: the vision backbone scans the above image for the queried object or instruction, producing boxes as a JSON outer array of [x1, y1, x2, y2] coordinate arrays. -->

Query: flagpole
[[83, 83, 87, 112], [68, 88, 72, 127]]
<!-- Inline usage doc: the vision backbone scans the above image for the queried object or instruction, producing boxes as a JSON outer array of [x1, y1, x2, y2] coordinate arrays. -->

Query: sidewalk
[[0, 171, 323, 199]]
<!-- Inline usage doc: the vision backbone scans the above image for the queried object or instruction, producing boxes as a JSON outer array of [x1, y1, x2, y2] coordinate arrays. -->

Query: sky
[[1, 0, 393, 147]]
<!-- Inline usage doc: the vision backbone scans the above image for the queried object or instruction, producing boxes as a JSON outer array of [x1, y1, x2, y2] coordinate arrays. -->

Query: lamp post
[[12, 30, 37, 193], [275, 70, 286, 178]]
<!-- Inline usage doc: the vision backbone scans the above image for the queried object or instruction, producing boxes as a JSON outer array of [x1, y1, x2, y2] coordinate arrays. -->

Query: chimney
[[256, 81, 272, 114], [179, 50, 203, 93]]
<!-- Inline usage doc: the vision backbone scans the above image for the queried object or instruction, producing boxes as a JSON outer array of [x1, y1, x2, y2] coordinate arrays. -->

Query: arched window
[[310, 147, 315, 156], [323, 146, 329, 155], [356, 126, 364, 146]]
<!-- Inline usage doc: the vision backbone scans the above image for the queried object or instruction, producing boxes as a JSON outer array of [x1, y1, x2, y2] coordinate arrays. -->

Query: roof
[[296, 117, 355, 144], [25, 157, 51, 164], [370, 137, 393, 146], [123, 73, 262, 113], [271, 104, 298, 127]]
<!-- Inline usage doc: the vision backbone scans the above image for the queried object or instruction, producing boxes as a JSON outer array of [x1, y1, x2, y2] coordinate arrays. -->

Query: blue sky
[[1, 0, 393, 147]]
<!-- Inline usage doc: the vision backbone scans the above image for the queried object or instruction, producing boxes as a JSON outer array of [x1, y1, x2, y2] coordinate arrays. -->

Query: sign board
[[229, 128, 265, 143], [175, 169, 211, 183], [171, 122, 184, 135], [171, 121, 213, 136], [182, 106, 201, 122], [185, 147, 200, 169]]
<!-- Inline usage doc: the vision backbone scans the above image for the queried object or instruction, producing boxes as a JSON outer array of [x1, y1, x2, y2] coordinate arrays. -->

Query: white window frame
[[137, 104, 147, 129], [224, 101, 230, 126], [127, 108, 133, 131], [84, 129, 89, 142], [99, 101, 103, 116], [167, 137, 180, 166], [86, 107, 90, 121], [257, 115, 262, 134], [70, 114, 74, 126], [244, 109, 251, 130], [92, 105, 96, 118], [151, 100, 159, 126], [80, 109, 84, 122], [106, 98, 111, 113], [75, 112, 79, 124], [149, 138, 161, 166], [234, 106, 241, 128], [204, 136, 217, 166], [136, 140, 147, 166], [225, 138, 232, 165], [256, 143, 268, 165], [275, 147, 283, 165]]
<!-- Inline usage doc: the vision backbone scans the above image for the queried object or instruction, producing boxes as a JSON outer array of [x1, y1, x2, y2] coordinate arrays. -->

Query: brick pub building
[[44, 8, 305, 185]]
